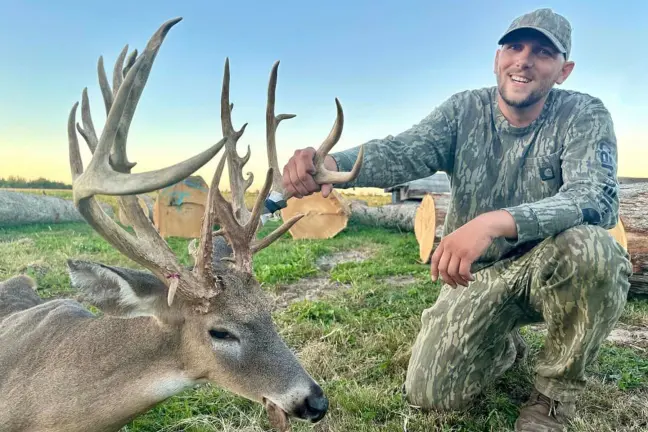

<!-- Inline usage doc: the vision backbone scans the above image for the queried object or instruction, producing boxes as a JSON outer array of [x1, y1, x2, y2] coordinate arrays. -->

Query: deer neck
[[38, 313, 205, 431], [85, 314, 203, 392]]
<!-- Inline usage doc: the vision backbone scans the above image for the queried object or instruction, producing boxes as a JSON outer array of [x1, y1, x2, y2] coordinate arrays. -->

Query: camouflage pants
[[404, 225, 632, 410]]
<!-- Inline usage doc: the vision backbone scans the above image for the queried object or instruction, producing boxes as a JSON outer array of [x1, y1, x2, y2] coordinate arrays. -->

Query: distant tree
[[0, 176, 72, 189]]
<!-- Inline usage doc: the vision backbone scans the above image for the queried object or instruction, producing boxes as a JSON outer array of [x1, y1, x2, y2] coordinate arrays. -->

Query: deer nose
[[303, 386, 328, 422]]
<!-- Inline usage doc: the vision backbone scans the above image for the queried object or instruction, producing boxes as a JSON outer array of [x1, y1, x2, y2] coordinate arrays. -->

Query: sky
[[0, 0, 646, 193]]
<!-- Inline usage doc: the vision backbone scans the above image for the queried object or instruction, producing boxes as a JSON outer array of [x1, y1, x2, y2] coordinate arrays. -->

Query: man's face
[[494, 29, 574, 109]]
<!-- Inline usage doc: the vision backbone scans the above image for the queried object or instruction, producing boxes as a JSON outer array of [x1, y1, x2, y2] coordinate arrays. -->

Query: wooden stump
[[414, 194, 436, 263], [153, 176, 208, 238], [608, 217, 628, 250], [413, 194, 449, 263], [279, 190, 351, 239]]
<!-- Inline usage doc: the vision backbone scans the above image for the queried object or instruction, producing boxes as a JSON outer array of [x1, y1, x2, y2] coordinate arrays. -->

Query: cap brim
[[497, 26, 567, 54]]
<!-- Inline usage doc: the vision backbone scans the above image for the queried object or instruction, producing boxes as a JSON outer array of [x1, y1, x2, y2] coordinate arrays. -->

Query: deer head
[[66, 17, 362, 430]]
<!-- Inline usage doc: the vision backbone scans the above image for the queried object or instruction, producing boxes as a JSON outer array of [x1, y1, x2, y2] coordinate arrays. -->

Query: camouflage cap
[[498, 8, 572, 59]]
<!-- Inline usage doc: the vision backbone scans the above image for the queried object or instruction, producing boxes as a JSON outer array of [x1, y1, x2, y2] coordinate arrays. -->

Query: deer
[[0, 17, 363, 432]]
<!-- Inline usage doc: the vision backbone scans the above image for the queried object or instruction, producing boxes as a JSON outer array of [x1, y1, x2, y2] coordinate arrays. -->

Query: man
[[281, 8, 632, 432]]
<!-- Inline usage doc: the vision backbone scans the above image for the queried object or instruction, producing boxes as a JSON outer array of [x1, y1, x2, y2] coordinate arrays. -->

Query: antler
[[196, 60, 306, 274], [265, 62, 364, 201], [69, 17, 227, 312]]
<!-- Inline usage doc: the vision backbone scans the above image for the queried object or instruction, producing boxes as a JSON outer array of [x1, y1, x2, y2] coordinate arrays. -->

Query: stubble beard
[[496, 74, 553, 109]]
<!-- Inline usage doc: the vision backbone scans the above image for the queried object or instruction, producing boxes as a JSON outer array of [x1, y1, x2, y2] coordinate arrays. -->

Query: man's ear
[[67, 259, 170, 318], [555, 60, 575, 85]]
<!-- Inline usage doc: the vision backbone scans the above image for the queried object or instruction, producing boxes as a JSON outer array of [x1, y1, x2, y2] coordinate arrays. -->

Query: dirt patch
[[527, 323, 648, 350], [268, 249, 373, 311], [270, 277, 351, 311], [315, 249, 373, 272], [377, 275, 418, 287], [1, 238, 35, 247], [606, 325, 648, 350]]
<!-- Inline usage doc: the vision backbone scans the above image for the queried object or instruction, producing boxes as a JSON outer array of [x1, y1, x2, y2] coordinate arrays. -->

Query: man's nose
[[514, 47, 534, 68]]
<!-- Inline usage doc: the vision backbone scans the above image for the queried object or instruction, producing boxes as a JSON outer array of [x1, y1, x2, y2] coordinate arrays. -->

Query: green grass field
[[1, 216, 647, 431]]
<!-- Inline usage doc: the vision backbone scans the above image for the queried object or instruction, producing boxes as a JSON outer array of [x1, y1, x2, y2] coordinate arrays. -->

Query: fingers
[[282, 158, 303, 198], [295, 152, 320, 193], [282, 147, 322, 198], [458, 259, 475, 284], [430, 242, 475, 288], [437, 251, 454, 288], [447, 255, 464, 287], [430, 243, 443, 282], [321, 183, 333, 198]]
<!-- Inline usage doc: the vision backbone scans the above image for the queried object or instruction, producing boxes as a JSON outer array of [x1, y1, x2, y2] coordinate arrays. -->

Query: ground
[[1, 218, 647, 432]]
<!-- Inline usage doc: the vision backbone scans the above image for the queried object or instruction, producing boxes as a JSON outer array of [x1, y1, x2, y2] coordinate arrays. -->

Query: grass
[[1, 219, 647, 431]]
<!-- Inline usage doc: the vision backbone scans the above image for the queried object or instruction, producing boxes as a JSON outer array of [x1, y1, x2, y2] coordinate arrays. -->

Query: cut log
[[414, 194, 436, 263], [618, 183, 648, 274], [629, 274, 648, 296], [0, 190, 114, 227], [153, 176, 208, 238], [347, 199, 419, 231], [608, 217, 628, 250], [280, 190, 351, 239]]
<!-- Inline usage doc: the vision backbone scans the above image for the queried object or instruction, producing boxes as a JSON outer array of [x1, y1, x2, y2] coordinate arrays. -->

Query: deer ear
[[67, 259, 170, 317]]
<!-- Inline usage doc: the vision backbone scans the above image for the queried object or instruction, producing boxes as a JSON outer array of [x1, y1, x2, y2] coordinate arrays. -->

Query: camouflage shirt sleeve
[[330, 97, 457, 189], [503, 99, 620, 246]]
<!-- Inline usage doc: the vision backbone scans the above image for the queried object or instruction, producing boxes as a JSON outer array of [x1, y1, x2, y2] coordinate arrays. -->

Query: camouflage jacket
[[331, 86, 619, 271]]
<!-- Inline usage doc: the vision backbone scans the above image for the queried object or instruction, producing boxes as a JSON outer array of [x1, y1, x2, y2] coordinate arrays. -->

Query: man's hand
[[430, 210, 517, 287], [282, 147, 338, 198]]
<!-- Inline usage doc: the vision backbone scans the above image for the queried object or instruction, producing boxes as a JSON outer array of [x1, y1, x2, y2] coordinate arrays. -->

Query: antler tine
[[266, 60, 296, 193], [75, 88, 98, 154], [68, 103, 84, 181], [194, 153, 228, 281], [220, 58, 253, 225], [112, 45, 129, 102], [274, 98, 364, 202], [312, 98, 364, 185]]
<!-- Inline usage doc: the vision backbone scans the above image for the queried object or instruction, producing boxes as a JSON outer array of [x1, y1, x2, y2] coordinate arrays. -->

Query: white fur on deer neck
[[149, 373, 205, 400]]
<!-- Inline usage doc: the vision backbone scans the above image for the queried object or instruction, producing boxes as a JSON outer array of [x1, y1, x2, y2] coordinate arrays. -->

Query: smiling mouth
[[510, 74, 532, 84]]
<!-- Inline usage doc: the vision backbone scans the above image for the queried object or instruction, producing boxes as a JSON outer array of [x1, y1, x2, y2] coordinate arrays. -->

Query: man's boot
[[515, 389, 576, 432]]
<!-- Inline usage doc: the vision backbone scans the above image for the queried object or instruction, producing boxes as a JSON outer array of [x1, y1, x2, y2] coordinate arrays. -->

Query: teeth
[[511, 75, 530, 83]]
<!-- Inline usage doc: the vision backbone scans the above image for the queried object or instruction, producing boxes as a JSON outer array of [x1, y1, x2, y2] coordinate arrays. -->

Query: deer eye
[[209, 329, 237, 341]]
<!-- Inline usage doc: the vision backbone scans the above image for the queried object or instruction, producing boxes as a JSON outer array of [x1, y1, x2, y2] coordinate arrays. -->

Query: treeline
[[0, 176, 72, 189]]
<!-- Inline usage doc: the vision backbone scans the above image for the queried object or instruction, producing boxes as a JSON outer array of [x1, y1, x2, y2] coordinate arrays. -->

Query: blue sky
[[0, 0, 646, 190]]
